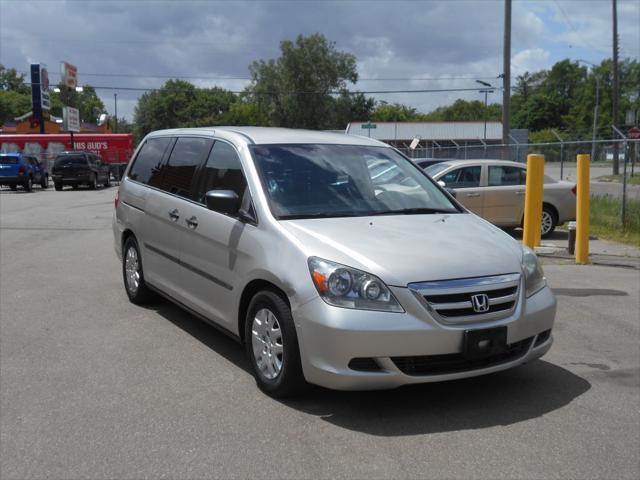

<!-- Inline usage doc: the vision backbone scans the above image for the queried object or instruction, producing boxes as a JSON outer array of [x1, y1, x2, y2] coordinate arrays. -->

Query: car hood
[[280, 213, 524, 286]]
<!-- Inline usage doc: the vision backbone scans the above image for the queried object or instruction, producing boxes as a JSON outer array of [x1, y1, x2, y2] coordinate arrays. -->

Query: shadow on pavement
[[284, 361, 591, 436]]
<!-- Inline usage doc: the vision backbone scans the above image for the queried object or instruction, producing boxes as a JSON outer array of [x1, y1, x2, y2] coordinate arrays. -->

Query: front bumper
[[293, 283, 556, 390]]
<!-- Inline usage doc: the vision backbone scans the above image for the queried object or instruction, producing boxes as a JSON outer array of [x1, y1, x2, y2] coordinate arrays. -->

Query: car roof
[[435, 159, 526, 168], [146, 126, 390, 147]]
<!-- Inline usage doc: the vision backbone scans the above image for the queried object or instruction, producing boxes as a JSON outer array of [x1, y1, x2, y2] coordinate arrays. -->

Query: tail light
[[114, 189, 120, 209], [18, 165, 26, 175], [571, 185, 577, 195]]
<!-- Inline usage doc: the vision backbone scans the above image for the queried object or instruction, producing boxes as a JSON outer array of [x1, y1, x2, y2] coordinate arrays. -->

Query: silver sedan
[[425, 159, 576, 237]]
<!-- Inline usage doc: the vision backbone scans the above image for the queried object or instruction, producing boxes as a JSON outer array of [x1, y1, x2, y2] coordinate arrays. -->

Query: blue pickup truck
[[0, 153, 49, 191]]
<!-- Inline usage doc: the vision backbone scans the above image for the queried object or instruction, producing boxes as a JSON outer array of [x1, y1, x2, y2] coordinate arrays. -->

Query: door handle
[[185, 216, 198, 229], [168, 209, 180, 221], [515, 191, 526, 196], [466, 193, 480, 198]]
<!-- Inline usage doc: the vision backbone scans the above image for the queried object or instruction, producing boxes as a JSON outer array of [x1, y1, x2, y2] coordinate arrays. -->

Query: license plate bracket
[[463, 327, 507, 360]]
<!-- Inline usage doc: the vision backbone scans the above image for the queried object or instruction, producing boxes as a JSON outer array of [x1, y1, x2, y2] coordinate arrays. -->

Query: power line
[[25, 83, 502, 95], [24, 70, 499, 83]]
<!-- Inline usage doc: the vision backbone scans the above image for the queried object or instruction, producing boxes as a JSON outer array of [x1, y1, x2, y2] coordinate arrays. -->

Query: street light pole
[[114, 93, 118, 133], [476, 80, 494, 142]]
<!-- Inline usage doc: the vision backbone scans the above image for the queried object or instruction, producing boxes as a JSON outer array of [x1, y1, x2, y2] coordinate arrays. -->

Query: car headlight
[[522, 246, 546, 297], [308, 257, 404, 312]]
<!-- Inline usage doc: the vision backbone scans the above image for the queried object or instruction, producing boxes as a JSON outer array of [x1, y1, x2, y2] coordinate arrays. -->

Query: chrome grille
[[408, 273, 521, 324]]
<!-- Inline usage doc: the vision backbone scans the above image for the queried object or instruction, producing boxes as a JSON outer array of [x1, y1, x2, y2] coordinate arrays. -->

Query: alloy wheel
[[124, 246, 140, 294], [251, 308, 284, 380], [541, 210, 553, 236]]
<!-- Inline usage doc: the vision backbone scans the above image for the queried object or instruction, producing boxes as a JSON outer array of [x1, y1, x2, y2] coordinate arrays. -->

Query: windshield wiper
[[370, 208, 458, 216], [278, 212, 365, 220]]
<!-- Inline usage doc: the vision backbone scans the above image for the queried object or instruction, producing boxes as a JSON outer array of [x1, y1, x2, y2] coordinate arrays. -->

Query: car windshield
[[0, 156, 20, 164], [424, 162, 451, 177], [55, 155, 87, 166], [250, 144, 459, 219]]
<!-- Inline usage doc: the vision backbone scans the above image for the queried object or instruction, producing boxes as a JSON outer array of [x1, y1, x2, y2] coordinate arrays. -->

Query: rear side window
[[0, 156, 20, 164], [159, 137, 213, 199], [441, 166, 481, 188], [55, 155, 88, 166], [128, 137, 172, 185], [194, 141, 247, 204], [488, 166, 525, 186]]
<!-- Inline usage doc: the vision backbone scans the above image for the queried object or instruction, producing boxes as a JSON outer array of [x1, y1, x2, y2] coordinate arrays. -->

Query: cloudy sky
[[1, 0, 638, 122]]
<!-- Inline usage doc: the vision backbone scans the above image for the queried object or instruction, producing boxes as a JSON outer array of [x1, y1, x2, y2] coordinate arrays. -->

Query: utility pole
[[612, 0, 620, 174], [114, 93, 118, 133], [502, 0, 512, 159]]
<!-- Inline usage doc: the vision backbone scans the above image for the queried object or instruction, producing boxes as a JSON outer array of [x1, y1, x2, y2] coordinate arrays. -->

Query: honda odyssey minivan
[[113, 127, 556, 397]]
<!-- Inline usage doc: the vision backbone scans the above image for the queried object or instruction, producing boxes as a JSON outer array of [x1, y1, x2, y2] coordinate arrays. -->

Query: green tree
[[371, 102, 418, 122], [133, 79, 239, 138], [423, 99, 501, 122], [0, 65, 29, 94], [0, 64, 31, 124], [247, 33, 358, 129], [50, 84, 106, 124]]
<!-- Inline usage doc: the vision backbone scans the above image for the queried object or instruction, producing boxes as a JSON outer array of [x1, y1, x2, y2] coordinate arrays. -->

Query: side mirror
[[437, 180, 446, 188], [205, 190, 240, 215]]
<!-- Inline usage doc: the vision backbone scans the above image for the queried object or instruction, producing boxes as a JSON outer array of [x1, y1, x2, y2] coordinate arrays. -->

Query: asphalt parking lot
[[1, 186, 639, 479]]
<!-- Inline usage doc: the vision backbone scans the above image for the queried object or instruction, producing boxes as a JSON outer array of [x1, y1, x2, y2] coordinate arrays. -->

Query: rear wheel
[[541, 205, 558, 238], [244, 290, 307, 398], [122, 236, 156, 305], [41, 175, 49, 189], [24, 177, 33, 192], [104, 174, 111, 188], [54, 182, 62, 191], [89, 174, 97, 190]]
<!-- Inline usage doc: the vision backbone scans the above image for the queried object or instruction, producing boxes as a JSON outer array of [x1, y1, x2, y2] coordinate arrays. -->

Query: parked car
[[0, 153, 49, 191], [425, 159, 576, 237], [51, 151, 111, 191], [114, 127, 555, 397]]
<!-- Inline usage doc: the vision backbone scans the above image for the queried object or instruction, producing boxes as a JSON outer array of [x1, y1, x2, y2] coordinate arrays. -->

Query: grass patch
[[589, 195, 640, 246], [597, 174, 640, 185]]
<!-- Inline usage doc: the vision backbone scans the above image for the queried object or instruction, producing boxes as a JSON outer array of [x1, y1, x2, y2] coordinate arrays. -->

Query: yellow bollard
[[575, 154, 590, 264], [522, 154, 545, 249]]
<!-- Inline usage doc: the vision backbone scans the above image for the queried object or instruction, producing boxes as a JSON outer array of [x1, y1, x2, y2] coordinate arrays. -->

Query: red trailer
[[0, 133, 134, 173]]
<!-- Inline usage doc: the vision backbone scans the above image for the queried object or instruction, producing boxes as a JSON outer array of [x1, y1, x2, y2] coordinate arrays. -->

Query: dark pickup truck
[[52, 151, 111, 191]]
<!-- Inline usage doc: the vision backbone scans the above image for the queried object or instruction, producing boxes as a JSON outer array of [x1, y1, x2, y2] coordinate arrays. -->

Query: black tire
[[41, 175, 49, 189], [54, 182, 62, 191], [10, 184, 17, 191], [541, 204, 558, 238], [89, 174, 97, 190], [122, 236, 156, 305], [24, 177, 33, 192], [104, 174, 111, 188], [72, 184, 78, 190], [244, 290, 307, 398]]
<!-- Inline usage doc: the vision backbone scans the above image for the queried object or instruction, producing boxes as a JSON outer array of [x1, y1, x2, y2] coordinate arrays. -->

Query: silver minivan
[[113, 127, 556, 397]]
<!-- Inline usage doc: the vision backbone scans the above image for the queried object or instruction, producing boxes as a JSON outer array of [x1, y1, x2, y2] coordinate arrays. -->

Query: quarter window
[[194, 141, 247, 204], [488, 166, 525, 186], [128, 137, 172, 185], [440, 166, 481, 188]]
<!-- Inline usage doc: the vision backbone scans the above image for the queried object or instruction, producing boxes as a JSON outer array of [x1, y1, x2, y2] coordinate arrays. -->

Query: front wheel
[[541, 205, 558, 238], [244, 290, 307, 398], [89, 174, 97, 190], [41, 175, 49, 189], [24, 177, 33, 192], [104, 174, 111, 188]]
